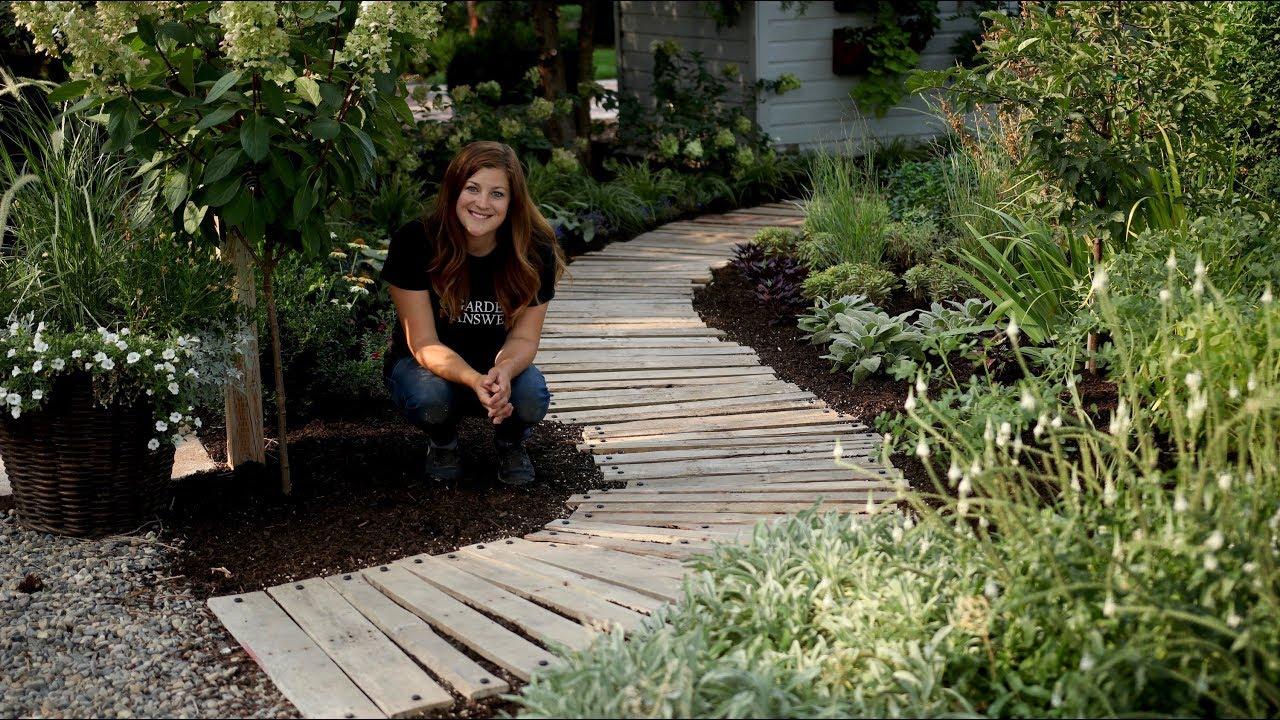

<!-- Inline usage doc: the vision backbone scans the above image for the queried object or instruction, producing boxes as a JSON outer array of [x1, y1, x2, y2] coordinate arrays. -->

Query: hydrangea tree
[[14, 1, 443, 492]]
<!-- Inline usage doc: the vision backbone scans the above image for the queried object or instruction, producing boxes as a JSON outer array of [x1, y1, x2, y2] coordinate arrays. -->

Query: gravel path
[[1, 509, 298, 718]]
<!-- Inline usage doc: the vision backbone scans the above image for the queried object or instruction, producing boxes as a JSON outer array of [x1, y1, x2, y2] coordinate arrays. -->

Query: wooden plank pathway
[[207, 203, 900, 717]]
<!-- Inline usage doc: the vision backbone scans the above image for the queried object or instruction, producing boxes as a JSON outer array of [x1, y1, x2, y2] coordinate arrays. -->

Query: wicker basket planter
[[0, 373, 176, 537]]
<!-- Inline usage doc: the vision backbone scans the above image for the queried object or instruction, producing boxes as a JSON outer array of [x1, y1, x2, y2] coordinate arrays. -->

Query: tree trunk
[[466, 0, 479, 36], [532, 1, 575, 147], [260, 259, 292, 495], [224, 230, 266, 467], [575, 1, 598, 166]]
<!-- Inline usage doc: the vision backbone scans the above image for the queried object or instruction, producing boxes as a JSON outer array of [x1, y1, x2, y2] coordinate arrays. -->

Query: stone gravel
[[1, 509, 300, 719]]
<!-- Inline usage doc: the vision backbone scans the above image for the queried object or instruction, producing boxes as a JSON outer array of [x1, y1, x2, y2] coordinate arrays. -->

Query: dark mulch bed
[[168, 414, 607, 599], [693, 265, 927, 488]]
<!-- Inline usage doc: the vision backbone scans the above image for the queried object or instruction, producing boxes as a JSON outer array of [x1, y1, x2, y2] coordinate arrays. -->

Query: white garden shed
[[615, 0, 978, 151]]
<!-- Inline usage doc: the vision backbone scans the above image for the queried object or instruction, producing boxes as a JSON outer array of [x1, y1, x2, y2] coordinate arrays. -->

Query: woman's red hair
[[425, 141, 564, 325]]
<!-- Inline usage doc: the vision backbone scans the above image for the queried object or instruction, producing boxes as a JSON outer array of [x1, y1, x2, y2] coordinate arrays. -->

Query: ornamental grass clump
[[0, 80, 241, 441], [518, 272, 1280, 718]]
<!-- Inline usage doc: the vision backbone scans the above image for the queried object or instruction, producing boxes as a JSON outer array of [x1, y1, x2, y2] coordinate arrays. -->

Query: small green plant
[[903, 262, 970, 302], [820, 309, 924, 382], [886, 157, 948, 220], [750, 226, 804, 258], [801, 262, 898, 304], [802, 144, 889, 268], [884, 208, 943, 270]]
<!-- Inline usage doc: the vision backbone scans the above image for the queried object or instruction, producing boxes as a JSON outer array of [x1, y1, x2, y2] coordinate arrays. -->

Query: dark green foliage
[[883, 208, 943, 271], [801, 262, 899, 304], [886, 158, 948, 220], [903, 261, 970, 302], [445, 25, 581, 104], [843, 1, 941, 116], [1229, 1, 1280, 203], [732, 243, 810, 318]]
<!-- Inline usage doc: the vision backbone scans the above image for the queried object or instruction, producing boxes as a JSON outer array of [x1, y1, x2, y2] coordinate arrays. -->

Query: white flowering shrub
[[0, 319, 245, 449], [518, 277, 1280, 717]]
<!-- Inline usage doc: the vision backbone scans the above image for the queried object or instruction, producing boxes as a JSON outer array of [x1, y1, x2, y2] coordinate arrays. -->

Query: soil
[[693, 265, 928, 488], [168, 415, 608, 598]]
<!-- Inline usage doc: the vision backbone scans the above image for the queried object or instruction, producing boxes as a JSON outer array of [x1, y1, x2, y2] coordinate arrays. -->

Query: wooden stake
[[1086, 236, 1103, 373], [224, 230, 265, 467]]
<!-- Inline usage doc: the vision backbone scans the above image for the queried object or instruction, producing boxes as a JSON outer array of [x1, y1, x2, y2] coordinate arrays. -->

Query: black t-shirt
[[380, 219, 558, 374]]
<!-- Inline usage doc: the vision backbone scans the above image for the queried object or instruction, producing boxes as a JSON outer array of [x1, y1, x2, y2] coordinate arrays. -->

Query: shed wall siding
[[756, 1, 975, 151], [616, 1, 757, 118]]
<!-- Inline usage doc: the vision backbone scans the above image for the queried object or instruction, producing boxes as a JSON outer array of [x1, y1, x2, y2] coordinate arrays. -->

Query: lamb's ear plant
[[13, 1, 444, 492]]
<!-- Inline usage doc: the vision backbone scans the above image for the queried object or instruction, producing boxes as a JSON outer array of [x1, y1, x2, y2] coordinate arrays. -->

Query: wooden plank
[[550, 375, 780, 391], [609, 456, 892, 481], [553, 393, 821, 424], [364, 565, 557, 682], [542, 326, 724, 338], [569, 491, 887, 506], [454, 544, 667, 614], [207, 592, 385, 719], [583, 427, 875, 450], [525, 530, 708, 558], [620, 468, 897, 487], [539, 356, 766, 376], [268, 579, 451, 717], [438, 550, 646, 631], [568, 498, 893, 514], [563, 510, 795, 527], [583, 408, 851, 438], [549, 381, 795, 412], [544, 366, 771, 383], [545, 518, 749, 544], [541, 346, 757, 360], [578, 424, 868, 451], [402, 556, 596, 652], [325, 573, 508, 702], [590, 440, 859, 464], [613, 479, 898, 494], [539, 337, 729, 349], [502, 538, 684, 601]]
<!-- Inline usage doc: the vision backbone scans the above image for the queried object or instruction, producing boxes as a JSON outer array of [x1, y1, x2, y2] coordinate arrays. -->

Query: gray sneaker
[[425, 438, 463, 482], [495, 440, 536, 486]]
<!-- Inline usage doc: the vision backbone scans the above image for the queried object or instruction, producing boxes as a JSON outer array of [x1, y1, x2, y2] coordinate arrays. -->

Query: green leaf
[[195, 104, 237, 130], [308, 116, 341, 141], [203, 176, 242, 207], [203, 145, 242, 185], [46, 79, 89, 103], [1016, 37, 1040, 52], [105, 105, 139, 151], [157, 20, 193, 45], [163, 169, 189, 213], [292, 183, 317, 225], [240, 113, 270, 162], [295, 76, 322, 106], [260, 80, 287, 116], [343, 123, 376, 179], [204, 70, 242, 104], [183, 201, 208, 234], [178, 47, 195, 92]]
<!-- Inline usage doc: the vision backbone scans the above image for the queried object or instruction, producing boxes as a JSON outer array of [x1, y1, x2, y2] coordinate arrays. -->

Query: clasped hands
[[472, 366, 513, 424]]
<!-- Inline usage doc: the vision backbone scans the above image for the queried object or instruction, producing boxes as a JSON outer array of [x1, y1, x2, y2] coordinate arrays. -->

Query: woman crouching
[[381, 141, 564, 485]]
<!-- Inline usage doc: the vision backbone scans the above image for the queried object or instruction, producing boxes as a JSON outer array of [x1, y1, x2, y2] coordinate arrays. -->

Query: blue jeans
[[385, 356, 551, 446]]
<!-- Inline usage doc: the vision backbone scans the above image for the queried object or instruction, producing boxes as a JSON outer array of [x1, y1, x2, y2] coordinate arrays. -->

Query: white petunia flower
[[99, 357, 115, 371], [162, 348, 176, 361], [5, 349, 14, 358], [155, 421, 168, 432], [71, 349, 82, 359], [10, 406, 19, 419], [6, 392, 21, 405], [50, 357, 65, 371], [32, 338, 49, 353], [31, 389, 42, 401], [147, 438, 160, 451], [31, 360, 42, 373], [126, 352, 141, 364], [115, 340, 127, 351], [168, 382, 180, 395], [194, 417, 203, 429]]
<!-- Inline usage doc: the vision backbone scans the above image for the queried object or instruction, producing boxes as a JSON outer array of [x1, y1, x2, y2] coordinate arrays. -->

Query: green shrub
[[884, 208, 943, 270], [520, 281, 1280, 718], [818, 308, 923, 383], [887, 157, 948, 220], [803, 147, 889, 268], [903, 262, 970, 302], [750, 226, 804, 258], [801, 262, 898, 304]]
